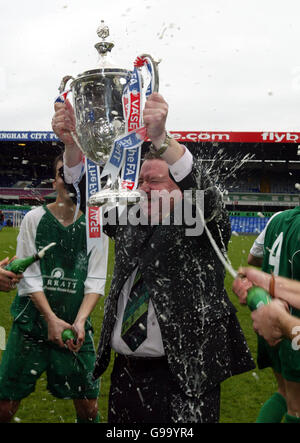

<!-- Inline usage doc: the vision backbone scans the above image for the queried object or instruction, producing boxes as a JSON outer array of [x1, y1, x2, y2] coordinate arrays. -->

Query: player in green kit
[[0, 154, 108, 423], [244, 208, 300, 423]]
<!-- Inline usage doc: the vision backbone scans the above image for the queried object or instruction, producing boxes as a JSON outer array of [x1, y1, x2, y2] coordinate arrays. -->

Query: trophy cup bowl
[[71, 68, 130, 166], [58, 21, 159, 207]]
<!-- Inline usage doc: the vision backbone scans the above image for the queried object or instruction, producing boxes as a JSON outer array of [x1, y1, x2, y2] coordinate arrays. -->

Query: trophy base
[[87, 189, 144, 207]]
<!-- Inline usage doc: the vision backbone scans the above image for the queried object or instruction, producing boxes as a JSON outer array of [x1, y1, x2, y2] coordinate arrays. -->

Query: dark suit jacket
[[93, 158, 254, 396]]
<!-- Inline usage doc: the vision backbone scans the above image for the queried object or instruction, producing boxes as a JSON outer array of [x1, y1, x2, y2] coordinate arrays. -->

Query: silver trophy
[[58, 21, 159, 207]]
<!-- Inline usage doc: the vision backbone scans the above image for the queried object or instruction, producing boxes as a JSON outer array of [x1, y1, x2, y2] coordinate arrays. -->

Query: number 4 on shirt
[[268, 232, 283, 276]]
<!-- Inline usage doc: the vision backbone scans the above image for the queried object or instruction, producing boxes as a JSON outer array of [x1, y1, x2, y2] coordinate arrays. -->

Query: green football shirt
[[262, 206, 300, 317], [11, 205, 108, 337]]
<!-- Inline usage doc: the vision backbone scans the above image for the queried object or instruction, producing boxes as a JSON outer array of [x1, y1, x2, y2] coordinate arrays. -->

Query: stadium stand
[[1, 130, 300, 232], [230, 214, 270, 234]]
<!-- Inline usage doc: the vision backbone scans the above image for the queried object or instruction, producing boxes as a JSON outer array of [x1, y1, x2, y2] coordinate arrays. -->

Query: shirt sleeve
[[84, 233, 109, 296], [16, 209, 44, 296], [249, 211, 282, 258], [168, 146, 193, 182], [63, 154, 84, 184], [249, 231, 265, 258]]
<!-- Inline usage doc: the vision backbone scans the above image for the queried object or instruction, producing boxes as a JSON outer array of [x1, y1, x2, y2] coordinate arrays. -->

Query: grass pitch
[[0, 227, 275, 423]]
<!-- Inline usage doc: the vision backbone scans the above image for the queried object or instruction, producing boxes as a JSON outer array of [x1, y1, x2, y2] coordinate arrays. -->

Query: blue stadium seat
[[229, 216, 271, 234]]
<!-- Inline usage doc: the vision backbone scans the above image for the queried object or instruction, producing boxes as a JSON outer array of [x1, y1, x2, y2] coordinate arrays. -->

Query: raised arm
[[52, 99, 83, 167], [143, 92, 185, 164]]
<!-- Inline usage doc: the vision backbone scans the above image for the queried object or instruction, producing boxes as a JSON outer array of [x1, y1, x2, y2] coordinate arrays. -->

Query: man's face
[[138, 159, 182, 222], [53, 160, 69, 199]]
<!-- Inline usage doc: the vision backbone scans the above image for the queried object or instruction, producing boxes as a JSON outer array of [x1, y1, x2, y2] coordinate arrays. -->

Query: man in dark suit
[[52, 92, 255, 423]]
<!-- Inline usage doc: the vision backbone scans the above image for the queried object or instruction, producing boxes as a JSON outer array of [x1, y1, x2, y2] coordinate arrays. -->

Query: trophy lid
[[68, 21, 131, 88], [93, 20, 121, 70], [95, 20, 114, 56]]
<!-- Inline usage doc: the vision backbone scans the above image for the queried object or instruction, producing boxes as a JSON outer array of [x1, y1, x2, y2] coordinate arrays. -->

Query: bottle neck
[[33, 253, 40, 261]]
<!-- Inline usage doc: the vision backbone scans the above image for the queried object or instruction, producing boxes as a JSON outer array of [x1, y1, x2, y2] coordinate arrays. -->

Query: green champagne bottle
[[62, 329, 76, 342], [246, 286, 272, 311], [5, 242, 56, 274]]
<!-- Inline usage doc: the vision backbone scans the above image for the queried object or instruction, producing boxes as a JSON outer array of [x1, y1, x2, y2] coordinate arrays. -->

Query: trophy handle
[[138, 54, 160, 93], [55, 76, 75, 104], [59, 75, 75, 95]]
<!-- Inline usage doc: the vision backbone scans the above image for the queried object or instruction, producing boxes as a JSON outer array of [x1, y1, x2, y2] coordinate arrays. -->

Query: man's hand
[[232, 274, 253, 305], [251, 299, 289, 346], [143, 92, 168, 147], [47, 314, 73, 348], [0, 257, 23, 292], [65, 318, 86, 353], [52, 99, 77, 147], [52, 99, 83, 167]]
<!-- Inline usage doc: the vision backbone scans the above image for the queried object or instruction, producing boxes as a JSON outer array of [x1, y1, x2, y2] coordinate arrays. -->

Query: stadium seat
[[230, 216, 270, 234]]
